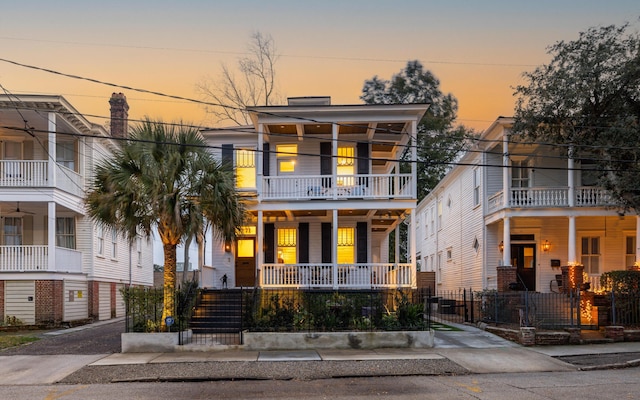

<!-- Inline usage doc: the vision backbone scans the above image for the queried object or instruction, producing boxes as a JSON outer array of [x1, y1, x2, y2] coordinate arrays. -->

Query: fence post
[[494, 290, 498, 323], [576, 289, 581, 330], [470, 288, 474, 324], [463, 289, 468, 322], [611, 290, 617, 326]]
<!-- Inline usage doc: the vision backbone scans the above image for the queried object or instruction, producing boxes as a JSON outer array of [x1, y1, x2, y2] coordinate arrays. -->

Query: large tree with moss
[[361, 60, 474, 202], [513, 22, 640, 213], [85, 119, 245, 323]]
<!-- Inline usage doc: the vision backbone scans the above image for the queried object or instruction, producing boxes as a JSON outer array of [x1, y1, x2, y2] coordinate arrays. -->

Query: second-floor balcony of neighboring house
[[261, 173, 414, 201], [488, 186, 615, 213], [0, 159, 83, 197], [0, 204, 83, 274]]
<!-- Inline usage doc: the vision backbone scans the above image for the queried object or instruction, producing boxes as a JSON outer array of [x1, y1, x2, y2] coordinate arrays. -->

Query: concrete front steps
[[189, 289, 243, 334]]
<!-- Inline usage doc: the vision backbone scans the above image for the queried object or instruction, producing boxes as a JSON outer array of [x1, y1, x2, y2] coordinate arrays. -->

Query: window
[[56, 141, 76, 170], [235, 148, 256, 188], [473, 237, 480, 253], [277, 228, 297, 264], [56, 217, 75, 249], [276, 144, 297, 174], [136, 235, 142, 266], [436, 252, 442, 284], [3, 217, 22, 245], [111, 229, 118, 259], [337, 227, 355, 264], [97, 225, 104, 256], [511, 160, 530, 188], [237, 239, 254, 257], [446, 248, 452, 261], [473, 168, 481, 206], [337, 146, 355, 186], [437, 200, 442, 230], [430, 207, 435, 235], [581, 236, 600, 274], [625, 236, 636, 267], [580, 159, 599, 186]]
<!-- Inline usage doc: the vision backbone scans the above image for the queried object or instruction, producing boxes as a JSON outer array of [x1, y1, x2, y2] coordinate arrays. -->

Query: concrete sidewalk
[[2, 319, 640, 385]]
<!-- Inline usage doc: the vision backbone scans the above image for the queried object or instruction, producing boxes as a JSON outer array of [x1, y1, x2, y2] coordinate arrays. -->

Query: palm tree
[[85, 119, 245, 323]]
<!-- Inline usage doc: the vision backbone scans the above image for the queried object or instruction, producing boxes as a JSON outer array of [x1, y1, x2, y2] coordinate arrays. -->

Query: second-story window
[[3, 217, 22, 245], [97, 225, 104, 256], [235, 148, 256, 189], [276, 144, 297, 174], [337, 146, 355, 186], [111, 229, 118, 259], [137, 235, 143, 267], [56, 141, 76, 171], [473, 168, 481, 206], [56, 217, 75, 249], [511, 160, 530, 188]]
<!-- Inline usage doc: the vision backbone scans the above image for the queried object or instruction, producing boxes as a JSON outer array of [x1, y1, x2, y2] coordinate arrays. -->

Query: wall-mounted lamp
[[542, 240, 551, 252], [499, 241, 504, 253], [224, 240, 232, 253]]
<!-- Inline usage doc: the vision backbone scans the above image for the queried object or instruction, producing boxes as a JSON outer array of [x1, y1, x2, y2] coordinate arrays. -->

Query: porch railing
[[0, 160, 83, 195], [261, 174, 414, 200], [260, 263, 414, 288], [488, 187, 615, 213], [0, 245, 82, 273]]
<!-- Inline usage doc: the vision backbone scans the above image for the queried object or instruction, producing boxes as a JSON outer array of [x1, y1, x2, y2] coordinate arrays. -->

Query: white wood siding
[[98, 282, 111, 320], [5, 281, 35, 325], [63, 280, 88, 321], [115, 283, 125, 317]]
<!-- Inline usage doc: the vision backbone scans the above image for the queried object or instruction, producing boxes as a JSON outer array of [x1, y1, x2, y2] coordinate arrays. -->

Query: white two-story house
[[417, 117, 640, 293], [0, 93, 153, 326], [202, 97, 429, 289]]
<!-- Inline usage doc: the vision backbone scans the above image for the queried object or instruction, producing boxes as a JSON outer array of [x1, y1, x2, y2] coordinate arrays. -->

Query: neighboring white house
[[416, 117, 640, 293], [202, 96, 429, 289], [0, 93, 153, 326]]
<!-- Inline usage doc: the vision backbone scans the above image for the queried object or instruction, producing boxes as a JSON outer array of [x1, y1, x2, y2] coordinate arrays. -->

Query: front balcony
[[0, 245, 82, 273], [487, 187, 614, 213], [260, 263, 414, 288], [262, 174, 414, 201], [0, 160, 83, 197]]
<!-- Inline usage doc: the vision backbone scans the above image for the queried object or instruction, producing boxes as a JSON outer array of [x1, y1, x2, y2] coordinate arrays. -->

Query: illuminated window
[[237, 239, 254, 257], [240, 226, 257, 236], [235, 148, 256, 188], [337, 146, 354, 186], [277, 228, 297, 264], [276, 144, 297, 174], [337, 227, 355, 264], [625, 236, 636, 268]]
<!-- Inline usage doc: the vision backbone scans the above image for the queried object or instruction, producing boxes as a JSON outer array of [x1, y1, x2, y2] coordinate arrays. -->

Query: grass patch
[[0, 335, 40, 350]]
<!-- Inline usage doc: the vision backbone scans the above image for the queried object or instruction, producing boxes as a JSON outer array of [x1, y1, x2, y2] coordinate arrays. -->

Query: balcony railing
[[0, 245, 82, 273], [261, 174, 414, 200], [487, 187, 615, 213], [0, 160, 82, 195], [260, 263, 414, 288]]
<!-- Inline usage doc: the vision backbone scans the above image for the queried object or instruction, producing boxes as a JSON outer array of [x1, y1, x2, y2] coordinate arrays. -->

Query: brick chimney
[[109, 92, 129, 139]]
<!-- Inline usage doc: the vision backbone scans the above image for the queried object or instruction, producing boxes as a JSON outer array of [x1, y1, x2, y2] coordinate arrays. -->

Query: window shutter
[[357, 142, 369, 174], [320, 142, 332, 188], [222, 144, 233, 172], [298, 223, 309, 263], [264, 223, 275, 263], [321, 223, 332, 263], [263, 143, 270, 176], [357, 222, 367, 263]]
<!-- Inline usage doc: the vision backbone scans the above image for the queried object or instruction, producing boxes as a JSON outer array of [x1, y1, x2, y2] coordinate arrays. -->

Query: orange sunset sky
[[1, 1, 638, 134]]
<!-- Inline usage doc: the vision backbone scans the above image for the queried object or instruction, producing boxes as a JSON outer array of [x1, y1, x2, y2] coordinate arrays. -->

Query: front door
[[511, 244, 536, 291], [235, 238, 255, 287]]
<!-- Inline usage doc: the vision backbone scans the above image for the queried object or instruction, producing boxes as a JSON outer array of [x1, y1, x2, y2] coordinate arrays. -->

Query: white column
[[503, 132, 510, 208], [257, 210, 263, 287], [257, 123, 263, 201], [332, 209, 338, 289], [411, 120, 417, 198], [332, 123, 338, 199], [409, 210, 417, 288], [568, 145, 575, 207], [503, 217, 511, 266], [568, 215, 577, 264], [48, 112, 57, 186], [47, 201, 56, 271], [636, 216, 640, 264]]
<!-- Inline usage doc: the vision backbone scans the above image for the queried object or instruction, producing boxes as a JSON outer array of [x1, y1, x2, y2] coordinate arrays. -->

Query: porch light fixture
[[499, 241, 504, 253], [542, 240, 551, 252], [224, 240, 232, 252]]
